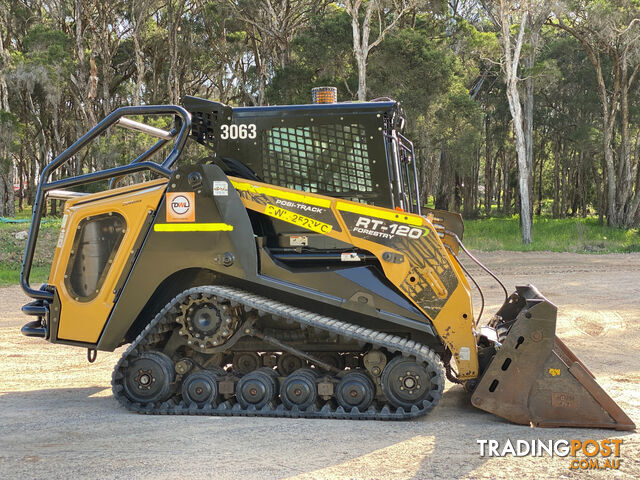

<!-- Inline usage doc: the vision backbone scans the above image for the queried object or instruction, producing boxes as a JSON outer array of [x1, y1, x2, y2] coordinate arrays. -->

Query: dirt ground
[[0, 251, 638, 479]]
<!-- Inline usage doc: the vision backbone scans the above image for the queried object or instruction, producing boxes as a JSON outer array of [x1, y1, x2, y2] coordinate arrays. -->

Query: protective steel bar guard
[[21, 105, 192, 301]]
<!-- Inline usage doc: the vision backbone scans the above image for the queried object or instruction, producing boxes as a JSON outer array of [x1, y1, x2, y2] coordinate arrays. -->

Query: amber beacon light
[[312, 86, 337, 104]]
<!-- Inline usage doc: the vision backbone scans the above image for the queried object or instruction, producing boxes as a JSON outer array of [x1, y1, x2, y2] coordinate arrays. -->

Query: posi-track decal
[[231, 180, 342, 232], [166, 192, 195, 222]]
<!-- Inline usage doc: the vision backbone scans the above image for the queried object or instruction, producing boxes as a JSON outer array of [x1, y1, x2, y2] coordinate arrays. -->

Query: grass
[[0, 218, 60, 287], [463, 216, 640, 253], [0, 266, 50, 286]]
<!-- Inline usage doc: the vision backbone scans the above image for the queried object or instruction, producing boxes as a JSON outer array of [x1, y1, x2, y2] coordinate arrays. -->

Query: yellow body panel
[[50, 179, 168, 343], [229, 177, 479, 379]]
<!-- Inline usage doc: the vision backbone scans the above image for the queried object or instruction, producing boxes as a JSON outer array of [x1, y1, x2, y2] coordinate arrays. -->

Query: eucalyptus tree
[[226, 0, 328, 104], [481, 0, 551, 243], [550, 0, 640, 227], [267, 5, 356, 103], [342, 0, 419, 101]]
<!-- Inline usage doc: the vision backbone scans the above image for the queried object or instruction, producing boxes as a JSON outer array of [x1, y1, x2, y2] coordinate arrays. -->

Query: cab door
[[48, 180, 167, 344]]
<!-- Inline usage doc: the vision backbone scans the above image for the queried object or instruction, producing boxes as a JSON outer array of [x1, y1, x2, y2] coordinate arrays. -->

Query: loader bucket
[[471, 285, 635, 431]]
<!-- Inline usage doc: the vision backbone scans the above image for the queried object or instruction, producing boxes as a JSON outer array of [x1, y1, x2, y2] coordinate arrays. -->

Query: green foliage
[[267, 6, 355, 104], [430, 79, 483, 166], [18, 23, 73, 90], [22, 25, 72, 67], [368, 25, 455, 114]]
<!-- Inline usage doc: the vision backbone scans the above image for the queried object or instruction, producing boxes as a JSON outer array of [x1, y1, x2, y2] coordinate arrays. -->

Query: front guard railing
[[20, 105, 192, 301]]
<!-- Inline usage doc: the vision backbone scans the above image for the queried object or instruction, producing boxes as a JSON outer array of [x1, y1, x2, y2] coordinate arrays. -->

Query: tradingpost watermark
[[477, 438, 624, 470]]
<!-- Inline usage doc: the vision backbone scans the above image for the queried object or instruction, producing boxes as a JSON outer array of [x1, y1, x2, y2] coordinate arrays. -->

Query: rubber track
[[112, 286, 445, 420]]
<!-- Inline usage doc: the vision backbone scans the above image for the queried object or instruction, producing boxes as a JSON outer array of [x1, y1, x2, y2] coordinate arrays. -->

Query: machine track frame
[[112, 285, 445, 420]]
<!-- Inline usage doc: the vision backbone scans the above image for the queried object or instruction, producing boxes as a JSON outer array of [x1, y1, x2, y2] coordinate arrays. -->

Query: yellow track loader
[[20, 92, 634, 429]]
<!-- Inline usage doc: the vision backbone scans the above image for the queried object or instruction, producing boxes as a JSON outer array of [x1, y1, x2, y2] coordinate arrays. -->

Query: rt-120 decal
[[351, 216, 426, 240]]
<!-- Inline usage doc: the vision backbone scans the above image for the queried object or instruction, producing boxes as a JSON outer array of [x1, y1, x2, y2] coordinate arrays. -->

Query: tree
[[550, 0, 640, 227], [482, 0, 539, 243], [267, 6, 356, 104], [343, 0, 417, 101], [129, 0, 156, 105], [522, 4, 550, 219], [227, 0, 326, 104]]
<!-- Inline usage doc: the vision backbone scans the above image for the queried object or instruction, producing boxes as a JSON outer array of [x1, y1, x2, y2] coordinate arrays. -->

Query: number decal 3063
[[220, 124, 257, 140]]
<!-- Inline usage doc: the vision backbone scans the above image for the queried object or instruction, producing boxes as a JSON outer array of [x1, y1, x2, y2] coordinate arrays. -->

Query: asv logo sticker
[[166, 192, 195, 222], [172, 195, 190, 214]]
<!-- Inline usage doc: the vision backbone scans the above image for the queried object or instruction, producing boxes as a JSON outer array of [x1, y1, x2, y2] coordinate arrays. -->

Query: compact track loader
[[20, 92, 634, 429]]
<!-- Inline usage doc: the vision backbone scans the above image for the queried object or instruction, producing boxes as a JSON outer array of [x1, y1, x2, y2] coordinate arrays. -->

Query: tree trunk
[[537, 151, 544, 216], [167, 1, 184, 104], [502, 149, 511, 215], [0, 19, 14, 217], [356, 53, 367, 101], [496, 163, 502, 211], [18, 154, 23, 212], [346, 1, 413, 102], [348, 2, 370, 102], [523, 49, 535, 220], [435, 146, 455, 211], [133, 30, 145, 106], [418, 157, 429, 207], [484, 116, 493, 215], [0, 176, 6, 216], [500, 6, 532, 243], [603, 126, 617, 225]]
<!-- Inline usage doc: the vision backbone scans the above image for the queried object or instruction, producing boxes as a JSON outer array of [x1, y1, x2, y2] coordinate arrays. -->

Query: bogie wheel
[[280, 368, 318, 410], [232, 352, 261, 374], [123, 351, 175, 405], [277, 353, 305, 376], [313, 352, 344, 373], [236, 368, 279, 409], [182, 369, 221, 407], [380, 355, 443, 411], [335, 371, 375, 411]]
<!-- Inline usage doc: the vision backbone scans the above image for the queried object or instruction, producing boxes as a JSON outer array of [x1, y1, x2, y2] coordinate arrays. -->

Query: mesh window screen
[[262, 124, 373, 195]]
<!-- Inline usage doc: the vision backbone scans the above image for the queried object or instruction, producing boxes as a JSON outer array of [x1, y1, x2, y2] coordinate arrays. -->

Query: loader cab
[[183, 96, 420, 215]]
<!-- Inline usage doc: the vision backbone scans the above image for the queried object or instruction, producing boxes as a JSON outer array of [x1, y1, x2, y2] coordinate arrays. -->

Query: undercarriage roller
[[233, 352, 261, 374], [381, 356, 433, 410], [335, 371, 375, 411], [314, 352, 344, 372], [123, 351, 175, 404], [236, 367, 279, 409], [111, 285, 451, 420], [280, 368, 318, 410], [277, 353, 306, 376], [182, 369, 221, 407]]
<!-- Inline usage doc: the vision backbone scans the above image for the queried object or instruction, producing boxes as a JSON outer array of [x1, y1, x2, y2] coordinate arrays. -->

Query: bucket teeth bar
[[472, 285, 635, 431]]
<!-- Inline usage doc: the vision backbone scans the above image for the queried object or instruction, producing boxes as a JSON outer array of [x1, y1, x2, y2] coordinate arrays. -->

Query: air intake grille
[[262, 124, 373, 195]]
